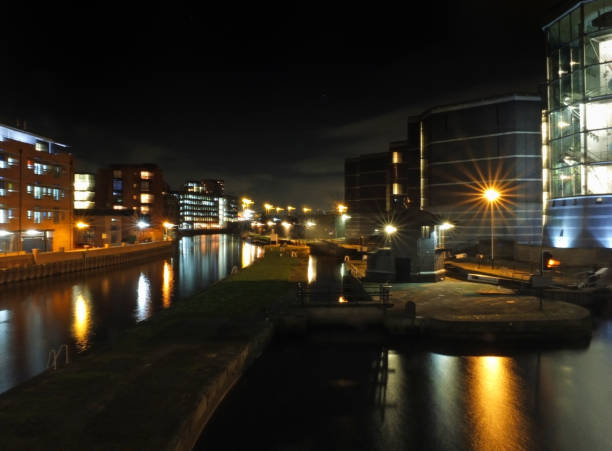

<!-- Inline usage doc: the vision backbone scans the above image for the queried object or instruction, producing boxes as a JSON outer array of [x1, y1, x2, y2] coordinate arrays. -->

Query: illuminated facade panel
[[543, 0, 612, 248]]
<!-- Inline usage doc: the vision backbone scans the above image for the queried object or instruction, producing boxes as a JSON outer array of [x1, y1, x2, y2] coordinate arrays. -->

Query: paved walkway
[[446, 260, 592, 287], [365, 277, 589, 322]]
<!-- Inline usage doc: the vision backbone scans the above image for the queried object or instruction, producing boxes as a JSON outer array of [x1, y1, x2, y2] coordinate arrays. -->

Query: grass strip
[[0, 247, 306, 450]]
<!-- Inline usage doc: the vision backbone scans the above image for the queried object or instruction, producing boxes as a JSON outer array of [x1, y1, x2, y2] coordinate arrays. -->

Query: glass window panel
[[560, 15, 571, 44], [571, 69, 584, 102], [550, 110, 562, 140], [586, 99, 612, 129], [560, 75, 572, 106], [551, 49, 560, 80], [585, 63, 612, 97], [587, 129, 612, 162], [559, 46, 570, 76], [551, 166, 582, 197], [586, 163, 612, 193], [570, 41, 581, 72], [549, 22, 560, 48], [571, 8, 581, 40], [549, 80, 560, 110], [585, 0, 604, 33]]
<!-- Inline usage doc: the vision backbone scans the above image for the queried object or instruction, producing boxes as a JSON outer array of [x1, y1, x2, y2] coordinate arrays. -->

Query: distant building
[[0, 123, 74, 252], [222, 194, 239, 226], [177, 180, 239, 230], [201, 179, 224, 196], [344, 128, 420, 239], [178, 181, 221, 230], [74, 172, 95, 210], [542, 0, 612, 250], [418, 94, 543, 250], [345, 94, 543, 254], [74, 209, 135, 247], [95, 164, 167, 241]]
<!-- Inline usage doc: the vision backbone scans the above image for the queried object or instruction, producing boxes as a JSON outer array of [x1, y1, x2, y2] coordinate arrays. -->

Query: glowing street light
[[439, 222, 454, 231], [384, 224, 397, 235], [276, 206, 284, 213], [76, 221, 89, 229], [137, 221, 149, 230], [281, 221, 291, 230], [303, 207, 311, 214], [264, 203, 273, 214], [287, 206, 295, 214], [483, 187, 501, 268], [337, 204, 347, 214], [241, 197, 253, 209], [341, 214, 351, 222]]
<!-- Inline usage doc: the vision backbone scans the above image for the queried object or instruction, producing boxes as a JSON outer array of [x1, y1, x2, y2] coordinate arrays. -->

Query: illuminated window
[[113, 205, 127, 210], [392, 183, 402, 195], [140, 193, 154, 204], [74, 174, 95, 191], [140, 171, 153, 180], [113, 170, 122, 178], [140, 206, 150, 214], [35, 142, 49, 152], [392, 151, 401, 164]]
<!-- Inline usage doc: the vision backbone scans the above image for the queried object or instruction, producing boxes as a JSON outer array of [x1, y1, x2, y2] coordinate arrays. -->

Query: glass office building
[[543, 0, 612, 248]]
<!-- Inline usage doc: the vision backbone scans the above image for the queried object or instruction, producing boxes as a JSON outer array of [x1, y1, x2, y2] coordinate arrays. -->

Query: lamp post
[[483, 188, 500, 268]]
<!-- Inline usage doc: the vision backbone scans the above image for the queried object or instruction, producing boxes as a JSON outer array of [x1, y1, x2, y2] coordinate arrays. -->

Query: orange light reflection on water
[[72, 291, 91, 352], [307, 255, 316, 284], [469, 356, 529, 451], [162, 260, 174, 309]]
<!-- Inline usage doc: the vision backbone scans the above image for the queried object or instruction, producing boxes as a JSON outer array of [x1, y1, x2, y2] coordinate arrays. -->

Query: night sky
[[1, 1, 561, 209]]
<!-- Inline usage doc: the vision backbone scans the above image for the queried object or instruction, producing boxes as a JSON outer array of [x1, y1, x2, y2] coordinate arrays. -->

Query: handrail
[[47, 344, 69, 370]]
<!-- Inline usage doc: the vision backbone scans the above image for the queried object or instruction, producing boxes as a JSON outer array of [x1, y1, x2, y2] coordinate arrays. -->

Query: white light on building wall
[[599, 38, 612, 62], [137, 221, 149, 229]]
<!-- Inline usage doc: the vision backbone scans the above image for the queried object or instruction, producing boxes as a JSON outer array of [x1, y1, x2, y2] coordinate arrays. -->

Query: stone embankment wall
[[0, 241, 174, 285]]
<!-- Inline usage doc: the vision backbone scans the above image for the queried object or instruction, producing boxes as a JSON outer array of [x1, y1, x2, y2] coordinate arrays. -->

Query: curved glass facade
[[544, 0, 612, 248]]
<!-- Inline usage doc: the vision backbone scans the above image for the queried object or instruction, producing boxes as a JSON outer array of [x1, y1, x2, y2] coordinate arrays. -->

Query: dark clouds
[[0, 1, 561, 209]]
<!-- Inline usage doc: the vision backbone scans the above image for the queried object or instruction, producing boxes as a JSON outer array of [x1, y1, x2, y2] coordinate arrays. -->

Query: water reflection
[[241, 242, 263, 268], [469, 356, 528, 451], [71, 289, 91, 352], [162, 260, 173, 309], [0, 235, 261, 395], [307, 255, 316, 284], [136, 272, 151, 322]]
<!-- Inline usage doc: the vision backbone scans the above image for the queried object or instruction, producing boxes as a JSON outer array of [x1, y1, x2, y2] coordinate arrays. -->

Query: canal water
[[0, 234, 263, 394], [197, 256, 612, 451]]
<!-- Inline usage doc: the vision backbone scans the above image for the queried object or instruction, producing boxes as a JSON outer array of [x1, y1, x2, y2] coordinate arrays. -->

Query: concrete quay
[[381, 278, 592, 344], [0, 241, 174, 285]]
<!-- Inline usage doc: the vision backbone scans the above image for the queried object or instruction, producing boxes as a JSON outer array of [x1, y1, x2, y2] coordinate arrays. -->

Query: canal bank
[[0, 241, 174, 285], [0, 246, 308, 450]]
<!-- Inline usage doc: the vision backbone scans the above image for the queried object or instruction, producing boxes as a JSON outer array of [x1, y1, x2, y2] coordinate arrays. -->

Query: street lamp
[[337, 204, 347, 214], [483, 188, 500, 268], [384, 224, 397, 235]]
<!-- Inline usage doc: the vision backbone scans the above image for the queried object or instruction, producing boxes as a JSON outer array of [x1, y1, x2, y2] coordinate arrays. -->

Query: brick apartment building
[[0, 123, 74, 252]]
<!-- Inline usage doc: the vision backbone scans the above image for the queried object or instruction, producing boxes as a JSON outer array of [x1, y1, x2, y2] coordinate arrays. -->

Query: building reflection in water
[[136, 272, 151, 322], [162, 260, 174, 309], [241, 241, 263, 268], [469, 356, 529, 451], [71, 286, 92, 352], [307, 255, 316, 284]]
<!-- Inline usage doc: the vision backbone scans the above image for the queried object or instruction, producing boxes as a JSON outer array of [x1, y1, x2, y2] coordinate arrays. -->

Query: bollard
[[405, 301, 416, 323]]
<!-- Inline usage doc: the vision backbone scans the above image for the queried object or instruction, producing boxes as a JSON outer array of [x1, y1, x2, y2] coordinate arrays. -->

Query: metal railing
[[47, 344, 69, 370]]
